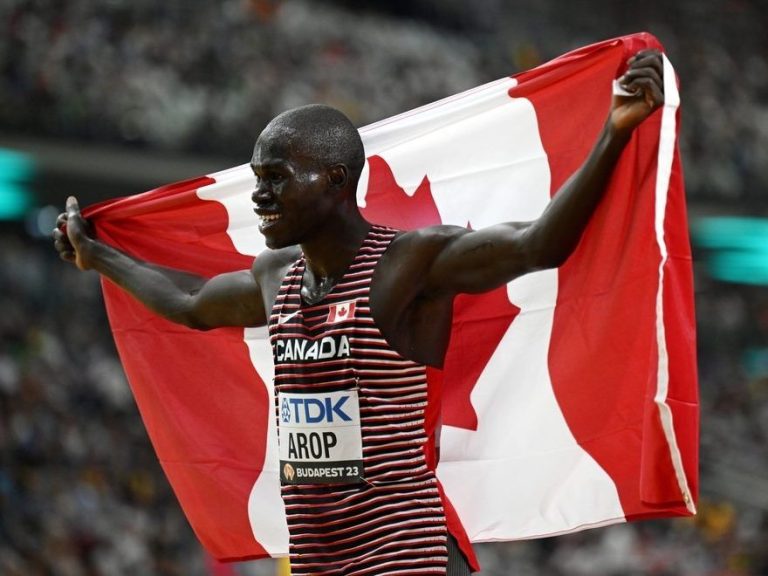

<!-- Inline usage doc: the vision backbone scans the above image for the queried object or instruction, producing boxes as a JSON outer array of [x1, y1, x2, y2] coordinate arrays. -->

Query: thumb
[[66, 195, 80, 217], [65, 195, 86, 237], [64, 196, 91, 270]]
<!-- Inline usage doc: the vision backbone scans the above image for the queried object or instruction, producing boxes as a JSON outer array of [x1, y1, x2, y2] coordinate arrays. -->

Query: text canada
[[275, 334, 351, 363]]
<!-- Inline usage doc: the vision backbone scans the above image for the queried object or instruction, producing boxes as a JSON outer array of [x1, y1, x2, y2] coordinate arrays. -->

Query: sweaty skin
[[54, 50, 665, 368]]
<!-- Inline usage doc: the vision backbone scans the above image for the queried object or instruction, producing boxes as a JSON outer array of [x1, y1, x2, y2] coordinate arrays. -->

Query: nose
[[252, 180, 271, 204]]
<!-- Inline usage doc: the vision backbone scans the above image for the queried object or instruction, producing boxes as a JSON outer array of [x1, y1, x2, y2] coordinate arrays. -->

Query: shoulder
[[251, 246, 302, 280], [373, 225, 469, 293], [388, 224, 469, 253], [382, 225, 469, 267]]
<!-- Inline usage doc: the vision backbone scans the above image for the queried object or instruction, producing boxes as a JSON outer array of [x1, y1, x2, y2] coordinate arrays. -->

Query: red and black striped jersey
[[268, 225, 450, 575]]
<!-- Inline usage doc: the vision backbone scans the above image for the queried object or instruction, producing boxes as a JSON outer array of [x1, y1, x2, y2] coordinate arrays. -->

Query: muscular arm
[[54, 197, 267, 330], [424, 50, 665, 295]]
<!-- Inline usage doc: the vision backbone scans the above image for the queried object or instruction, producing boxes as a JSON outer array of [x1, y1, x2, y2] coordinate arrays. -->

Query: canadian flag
[[83, 32, 698, 562], [327, 300, 357, 324]]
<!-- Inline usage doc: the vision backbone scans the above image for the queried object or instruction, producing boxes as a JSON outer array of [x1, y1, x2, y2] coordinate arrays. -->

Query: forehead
[[251, 131, 289, 164], [251, 123, 318, 169]]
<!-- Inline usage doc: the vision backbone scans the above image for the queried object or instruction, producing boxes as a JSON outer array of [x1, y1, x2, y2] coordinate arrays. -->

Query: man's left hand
[[610, 49, 665, 134]]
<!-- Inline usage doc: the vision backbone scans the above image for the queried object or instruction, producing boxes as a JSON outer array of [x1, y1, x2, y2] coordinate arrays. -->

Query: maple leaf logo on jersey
[[327, 301, 356, 324]]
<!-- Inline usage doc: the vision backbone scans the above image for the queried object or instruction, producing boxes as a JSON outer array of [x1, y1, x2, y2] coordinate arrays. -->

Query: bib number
[[278, 389, 364, 485]]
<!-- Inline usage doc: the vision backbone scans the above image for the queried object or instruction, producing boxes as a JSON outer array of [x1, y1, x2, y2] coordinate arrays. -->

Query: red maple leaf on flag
[[361, 155, 520, 430]]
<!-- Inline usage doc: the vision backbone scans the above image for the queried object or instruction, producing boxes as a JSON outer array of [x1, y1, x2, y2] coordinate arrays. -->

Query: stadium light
[[0, 148, 35, 220], [692, 216, 768, 286]]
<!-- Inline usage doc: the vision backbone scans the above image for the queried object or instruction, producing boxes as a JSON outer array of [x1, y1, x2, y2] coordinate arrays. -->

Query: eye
[[267, 171, 284, 184]]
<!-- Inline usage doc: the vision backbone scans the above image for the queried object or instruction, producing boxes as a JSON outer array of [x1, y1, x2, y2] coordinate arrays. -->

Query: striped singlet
[[268, 225, 451, 575]]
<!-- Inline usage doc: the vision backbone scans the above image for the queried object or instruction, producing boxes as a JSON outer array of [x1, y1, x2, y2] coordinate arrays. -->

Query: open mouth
[[256, 211, 282, 230], [259, 213, 281, 224]]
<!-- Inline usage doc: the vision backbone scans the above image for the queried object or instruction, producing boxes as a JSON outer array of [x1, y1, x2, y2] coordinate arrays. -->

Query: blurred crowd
[[0, 235, 216, 575], [1, 0, 767, 574], [1, 0, 767, 206]]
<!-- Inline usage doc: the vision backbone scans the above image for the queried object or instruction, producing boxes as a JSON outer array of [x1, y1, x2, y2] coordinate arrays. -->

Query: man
[[54, 50, 664, 575]]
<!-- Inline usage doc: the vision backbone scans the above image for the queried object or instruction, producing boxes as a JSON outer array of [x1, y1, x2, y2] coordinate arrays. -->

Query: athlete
[[54, 50, 664, 574]]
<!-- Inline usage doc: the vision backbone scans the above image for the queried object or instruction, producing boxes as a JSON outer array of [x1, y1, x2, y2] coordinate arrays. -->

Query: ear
[[328, 164, 349, 189]]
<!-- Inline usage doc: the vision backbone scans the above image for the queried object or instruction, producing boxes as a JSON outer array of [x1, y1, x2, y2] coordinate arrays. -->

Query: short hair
[[260, 104, 366, 182]]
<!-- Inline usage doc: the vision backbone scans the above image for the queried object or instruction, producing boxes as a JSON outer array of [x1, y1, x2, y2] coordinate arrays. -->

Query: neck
[[301, 208, 371, 282]]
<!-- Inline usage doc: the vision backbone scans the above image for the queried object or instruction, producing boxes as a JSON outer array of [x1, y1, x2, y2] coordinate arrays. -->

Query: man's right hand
[[53, 196, 93, 270], [52, 194, 273, 329]]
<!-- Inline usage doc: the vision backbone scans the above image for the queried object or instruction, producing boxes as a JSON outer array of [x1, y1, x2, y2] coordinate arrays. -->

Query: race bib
[[278, 389, 364, 485]]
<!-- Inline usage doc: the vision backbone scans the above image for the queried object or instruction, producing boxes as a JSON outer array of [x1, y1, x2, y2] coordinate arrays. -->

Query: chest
[[265, 228, 455, 368]]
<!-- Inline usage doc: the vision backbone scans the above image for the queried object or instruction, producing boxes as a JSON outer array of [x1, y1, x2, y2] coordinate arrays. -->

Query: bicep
[[186, 269, 267, 329], [425, 222, 537, 295]]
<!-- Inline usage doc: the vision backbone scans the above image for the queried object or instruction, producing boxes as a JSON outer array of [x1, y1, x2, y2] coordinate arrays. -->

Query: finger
[[54, 235, 73, 252], [628, 49, 661, 63], [628, 51, 663, 75], [620, 66, 663, 93], [56, 212, 68, 229], [59, 250, 76, 264], [64, 196, 86, 239], [631, 48, 661, 57], [622, 77, 664, 108], [66, 195, 80, 216]]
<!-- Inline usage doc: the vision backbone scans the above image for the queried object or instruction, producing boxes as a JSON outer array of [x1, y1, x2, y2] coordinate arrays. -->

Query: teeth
[[260, 214, 281, 223]]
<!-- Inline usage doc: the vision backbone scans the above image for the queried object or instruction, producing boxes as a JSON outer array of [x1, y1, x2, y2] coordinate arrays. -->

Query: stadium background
[[1, 0, 766, 574]]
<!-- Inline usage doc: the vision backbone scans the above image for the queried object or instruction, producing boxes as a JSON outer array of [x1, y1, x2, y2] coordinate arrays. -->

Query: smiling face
[[251, 130, 333, 249], [250, 105, 366, 250]]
